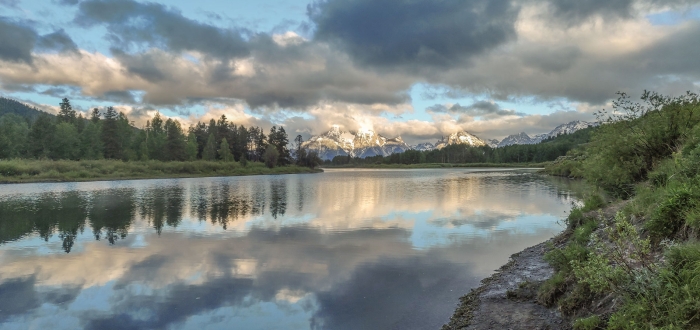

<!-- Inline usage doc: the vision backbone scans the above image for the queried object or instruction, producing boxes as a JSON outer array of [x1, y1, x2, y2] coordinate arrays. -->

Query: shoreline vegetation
[[446, 90, 700, 329], [0, 159, 322, 184], [322, 162, 547, 169], [0, 97, 324, 184]]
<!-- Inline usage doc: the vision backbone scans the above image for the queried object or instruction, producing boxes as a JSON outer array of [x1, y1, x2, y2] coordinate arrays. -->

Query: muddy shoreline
[[442, 238, 569, 330]]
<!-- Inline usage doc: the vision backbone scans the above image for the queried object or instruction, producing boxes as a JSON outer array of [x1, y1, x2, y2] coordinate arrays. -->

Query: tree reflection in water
[[0, 180, 284, 252]]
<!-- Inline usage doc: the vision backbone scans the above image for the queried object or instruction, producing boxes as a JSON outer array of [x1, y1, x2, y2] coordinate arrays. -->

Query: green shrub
[[608, 243, 700, 329], [537, 271, 567, 306], [573, 315, 602, 330], [647, 184, 698, 239]]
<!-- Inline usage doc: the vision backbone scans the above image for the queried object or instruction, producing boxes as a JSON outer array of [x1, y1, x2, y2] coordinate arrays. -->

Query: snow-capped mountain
[[301, 126, 410, 160], [434, 131, 487, 149], [486, 139, 500, 148], [497, 121, 594, 147], [412, 142, 435, 151], [497, 132, 536, 148], [548, 120, 594, 137], [304, 120, 594, 160]]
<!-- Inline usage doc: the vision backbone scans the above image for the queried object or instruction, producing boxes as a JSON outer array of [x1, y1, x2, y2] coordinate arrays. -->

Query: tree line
[[327, 127, 595, 165], [0, 98, 321, 168]]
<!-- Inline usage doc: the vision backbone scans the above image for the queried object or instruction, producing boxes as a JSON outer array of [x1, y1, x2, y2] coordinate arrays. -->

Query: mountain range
[[303, 120, 595, 160]]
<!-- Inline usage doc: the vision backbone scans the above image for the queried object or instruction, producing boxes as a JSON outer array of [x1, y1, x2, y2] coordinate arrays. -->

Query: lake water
[[0, 168, 581, 330]]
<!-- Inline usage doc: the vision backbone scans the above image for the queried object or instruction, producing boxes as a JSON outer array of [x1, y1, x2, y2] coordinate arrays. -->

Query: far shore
[[0, 159, 322, 184], [321, 162, 548, 169]]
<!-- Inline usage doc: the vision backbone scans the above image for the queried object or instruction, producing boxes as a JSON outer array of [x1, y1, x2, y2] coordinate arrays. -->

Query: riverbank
[[322, 162, 548, 169], [442, 239, 570, 330], [0, 159, 322, 184]]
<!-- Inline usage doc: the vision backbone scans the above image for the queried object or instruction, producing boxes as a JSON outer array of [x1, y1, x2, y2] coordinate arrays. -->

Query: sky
[[1, 0, 700, 144]]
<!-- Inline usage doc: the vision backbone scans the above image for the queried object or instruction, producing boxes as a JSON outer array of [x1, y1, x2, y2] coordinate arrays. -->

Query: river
[[0, 168, 581, 330]]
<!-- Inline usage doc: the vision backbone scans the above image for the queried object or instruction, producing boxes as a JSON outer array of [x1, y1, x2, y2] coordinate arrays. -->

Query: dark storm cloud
[[308, 0, 519, 68], [111, 49, 167, 83], [102, 90, 138, 104], [37, 30, 80, 54], [428, 101, 526, 117], [0, 19, 37, 63], [545, 0, 635, 23], [0, 19, 80, 64], [75, 0, 250, 58]]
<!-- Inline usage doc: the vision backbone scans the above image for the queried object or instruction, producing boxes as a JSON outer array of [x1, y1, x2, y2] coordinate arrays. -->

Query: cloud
[[427, 101, 527, 117], [0, 19, 37, 63], [308, 0, 519, 69], [75, 0, 250, 58], [0, 19, 80, 64], [37, 30, 80, 54]]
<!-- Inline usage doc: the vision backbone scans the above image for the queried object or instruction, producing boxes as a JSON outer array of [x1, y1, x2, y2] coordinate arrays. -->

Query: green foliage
[[185, 133, 198, 161], [0, 97, 45, 120], [608, 243, 700, 330], [264, 144, 279, 168], [0, 114, 29, 159], [203, 133, 217, 161], [0, 159, 319, 183], [647, 183, 699, 240], [80, 122, 103, 160], [52, 122, 80, 160], [582, 92, 700, 197], [537, 271, 567, 306], [219, 138, 233, 162], [573, 315, 602, 330]]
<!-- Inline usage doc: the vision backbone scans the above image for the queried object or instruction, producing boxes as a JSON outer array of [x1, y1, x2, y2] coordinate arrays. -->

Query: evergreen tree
[[264, 144, 279, 168], [80, 122, 103, 160], [0, 114, 29, 159], [28, 113, 56, 159], [57, 98, 77, 124], [219, 138, 233, 162], [90, 108, 100, 123], [268, 126, 290, 165], [164, 119, 186, 161], [139, 141, 149, 161], [52, 122, 80, 160], [203, 133, 217, 161], [185, 133, 198, 161], [101, 106, 122, 159]]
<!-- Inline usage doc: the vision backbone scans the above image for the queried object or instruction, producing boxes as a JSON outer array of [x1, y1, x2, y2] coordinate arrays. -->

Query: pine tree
[[28, 113, 56, 159], [219, 138, 233, 162], [203, 133, 217, 161], [57, 98, 77, 124], [101, 106, 122, 159], [164, 119, 186, 161], [80, 122, 103, 160], [185, 133, 198, 161], [52, 122, 80, 160]]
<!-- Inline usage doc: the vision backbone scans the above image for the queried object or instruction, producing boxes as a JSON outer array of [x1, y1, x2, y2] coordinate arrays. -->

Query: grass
[[0, 159, 322, 183]]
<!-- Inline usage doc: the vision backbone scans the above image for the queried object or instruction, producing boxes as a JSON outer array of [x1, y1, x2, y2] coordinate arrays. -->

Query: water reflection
[[0, 169, 584, 329]]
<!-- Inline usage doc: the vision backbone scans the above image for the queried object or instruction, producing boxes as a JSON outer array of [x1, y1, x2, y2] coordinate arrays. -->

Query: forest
[[0, 97, 321, 169]]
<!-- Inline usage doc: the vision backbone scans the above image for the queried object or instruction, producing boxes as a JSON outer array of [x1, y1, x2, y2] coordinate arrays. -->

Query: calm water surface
[[0, 168, 581, 330]]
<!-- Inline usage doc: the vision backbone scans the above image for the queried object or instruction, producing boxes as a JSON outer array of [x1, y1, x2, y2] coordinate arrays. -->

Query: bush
[[608, 243, 700, 329], [573, 315, 602, 330]]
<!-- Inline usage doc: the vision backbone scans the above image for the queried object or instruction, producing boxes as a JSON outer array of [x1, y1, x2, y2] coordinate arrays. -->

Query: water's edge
[[442, 236, 568, 329]]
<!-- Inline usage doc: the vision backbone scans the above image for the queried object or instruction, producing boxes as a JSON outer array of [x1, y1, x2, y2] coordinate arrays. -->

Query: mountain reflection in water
[[0, 168, 582, 330]]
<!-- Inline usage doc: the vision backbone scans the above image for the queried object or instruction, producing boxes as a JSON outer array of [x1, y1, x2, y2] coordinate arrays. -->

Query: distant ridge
[[497, 120, 595, 147], [0, 97, 48, 120]]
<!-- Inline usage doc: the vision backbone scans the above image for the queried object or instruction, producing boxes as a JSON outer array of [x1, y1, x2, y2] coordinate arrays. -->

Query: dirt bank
[[442, 240, 569, 330]]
